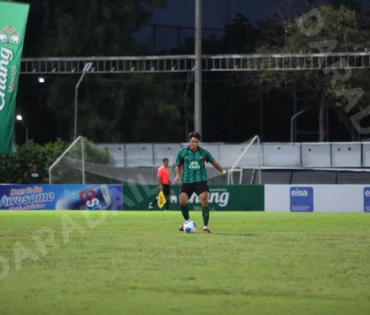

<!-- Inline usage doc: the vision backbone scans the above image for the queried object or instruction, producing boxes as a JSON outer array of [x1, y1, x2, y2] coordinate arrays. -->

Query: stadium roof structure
[[21, 52, 370, 74]]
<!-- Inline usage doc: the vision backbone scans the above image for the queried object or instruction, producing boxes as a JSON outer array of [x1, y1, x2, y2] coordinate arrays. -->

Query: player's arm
[[174, 150, 183, 184], [211, 160, 227, 178], [157, 167, 164, 190], [174, 165, 182, 184], [158, 176, 163, 190]]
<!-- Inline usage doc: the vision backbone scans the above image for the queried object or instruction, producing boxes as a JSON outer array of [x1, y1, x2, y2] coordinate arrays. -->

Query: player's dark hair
[[162, 158, 169, 162], [188, 131, 201, 140]]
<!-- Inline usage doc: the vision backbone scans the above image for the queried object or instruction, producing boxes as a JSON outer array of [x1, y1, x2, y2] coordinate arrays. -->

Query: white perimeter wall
[[265, 185, 370, 212]]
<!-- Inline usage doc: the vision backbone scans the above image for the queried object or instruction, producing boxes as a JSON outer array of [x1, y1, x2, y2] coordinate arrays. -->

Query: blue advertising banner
[[290, 186, 314, 212], [0, 184, 123, 210], [364, 187, 370, 213]]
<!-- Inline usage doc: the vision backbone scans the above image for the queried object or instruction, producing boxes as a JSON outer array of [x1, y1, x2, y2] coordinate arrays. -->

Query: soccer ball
[[184, 220, 197, 233]]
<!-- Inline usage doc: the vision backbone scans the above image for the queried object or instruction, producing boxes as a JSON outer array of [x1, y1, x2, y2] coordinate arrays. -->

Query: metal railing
[[21, 51, 370, 74]]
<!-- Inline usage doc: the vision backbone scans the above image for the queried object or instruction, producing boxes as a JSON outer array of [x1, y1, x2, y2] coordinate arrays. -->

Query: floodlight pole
[[194, 0, 202, 135], [184, 72, 194, 140], [74, 62, 92, 139], [290, 108, 310, 143]]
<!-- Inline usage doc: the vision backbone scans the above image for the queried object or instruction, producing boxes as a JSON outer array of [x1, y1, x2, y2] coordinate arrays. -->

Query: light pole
[[183, 72, 194, 140], [194, 0, 202, 135], [290, 108, 310, 143], [16, 114, 28, 145], [74, 62, 92, 139]]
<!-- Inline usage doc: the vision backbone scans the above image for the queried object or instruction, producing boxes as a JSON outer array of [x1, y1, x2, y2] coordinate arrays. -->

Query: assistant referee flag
[[0, 1, 30, 155]]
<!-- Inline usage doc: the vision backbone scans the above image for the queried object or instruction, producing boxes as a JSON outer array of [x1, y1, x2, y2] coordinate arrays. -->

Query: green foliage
[[84, 138, 110, 164], [0, 138, 110, 184], [118, 74, 183, 142], [0, 139, 69, 184], [19, 0, 186, 144], [283, 5, 363, 52], [20, 0, 185, 143], [255, 4, 370, 140], [25, 0, 167, 56], [45, 73, 184, 142], [176, 14, 260, 55], [46, 137, 111, 184]]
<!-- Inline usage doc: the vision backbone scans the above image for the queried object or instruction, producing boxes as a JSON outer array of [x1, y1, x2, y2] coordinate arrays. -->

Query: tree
[[82, 73, 184, 142], [0, 138, 110, 184], [0, 139, 68, 184], [171, 15, 264, 142], [17, 0, 190, 143], [255, 4, 370, 141], [24, 0, 167, 56]]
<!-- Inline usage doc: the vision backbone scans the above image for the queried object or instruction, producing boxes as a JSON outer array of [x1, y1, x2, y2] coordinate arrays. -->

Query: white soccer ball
[[184, 220, 197, 233]]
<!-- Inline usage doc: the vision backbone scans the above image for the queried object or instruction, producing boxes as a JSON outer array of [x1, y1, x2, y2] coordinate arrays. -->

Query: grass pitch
[[0, 211, 370, 315]]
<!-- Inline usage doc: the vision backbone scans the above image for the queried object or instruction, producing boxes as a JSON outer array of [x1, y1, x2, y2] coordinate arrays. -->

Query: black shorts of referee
[[162, 184, 171, 197]]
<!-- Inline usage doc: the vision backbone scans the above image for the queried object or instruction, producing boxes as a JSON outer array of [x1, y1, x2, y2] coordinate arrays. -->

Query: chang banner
[[0, 1, 30, 155], [0, 184, 123, 210], [122, 185, 264, 211]]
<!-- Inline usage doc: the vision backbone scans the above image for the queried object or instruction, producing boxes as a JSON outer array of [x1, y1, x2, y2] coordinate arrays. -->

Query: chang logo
[[290, 187, 313, 212], [189, 161, 200, 170], [0, 47, 13, 111], [189, 191, 230, 207], [0, 26, 20, 45]]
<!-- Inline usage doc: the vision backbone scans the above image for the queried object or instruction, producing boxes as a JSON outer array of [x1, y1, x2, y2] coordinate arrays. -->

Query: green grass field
[[0, 211, 370, 315]]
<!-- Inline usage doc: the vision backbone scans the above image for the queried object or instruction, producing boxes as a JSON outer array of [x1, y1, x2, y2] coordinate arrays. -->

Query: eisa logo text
[[291, 188, 309, 197], [290, 187, 313, 212], [364, 188, 370, 198]]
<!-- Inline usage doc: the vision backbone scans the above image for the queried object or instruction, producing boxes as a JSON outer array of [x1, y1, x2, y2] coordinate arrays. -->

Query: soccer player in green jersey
[[174, 131, 227, 233]]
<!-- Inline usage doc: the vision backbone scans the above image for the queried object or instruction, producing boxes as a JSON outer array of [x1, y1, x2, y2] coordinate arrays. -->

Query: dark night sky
[[137, 0, 369, 51], [148, 0, 369, 27], [149, 0, 277, 28], [136, 0, 281, 51]]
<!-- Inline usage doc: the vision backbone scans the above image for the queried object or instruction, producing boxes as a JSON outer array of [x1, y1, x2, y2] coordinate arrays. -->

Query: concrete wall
[[98, 142, 370, 168]]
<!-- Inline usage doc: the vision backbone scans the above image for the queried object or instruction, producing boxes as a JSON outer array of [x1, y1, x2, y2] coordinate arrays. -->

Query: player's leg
[[196, 182, 211, 233], [165, 195, 170, 210], [148, 199, 156, 210], [199, 191, 210, 231], [179, 192, 190, 220], [179, 183, 193, 231], [178, 192, 190, 231], [148, 193, 158, 210], [163, 185, 171, 210]]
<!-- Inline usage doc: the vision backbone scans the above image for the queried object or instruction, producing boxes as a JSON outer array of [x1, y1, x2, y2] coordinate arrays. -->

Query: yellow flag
[[157, 190, 167, 209]]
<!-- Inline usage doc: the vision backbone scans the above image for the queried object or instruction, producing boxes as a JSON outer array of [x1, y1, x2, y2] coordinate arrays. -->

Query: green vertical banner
[[0, 1, 30, 155]]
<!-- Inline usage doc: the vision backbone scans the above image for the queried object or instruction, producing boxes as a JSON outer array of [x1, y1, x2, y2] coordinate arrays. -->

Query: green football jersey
[[176, 146, 215, 183]]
